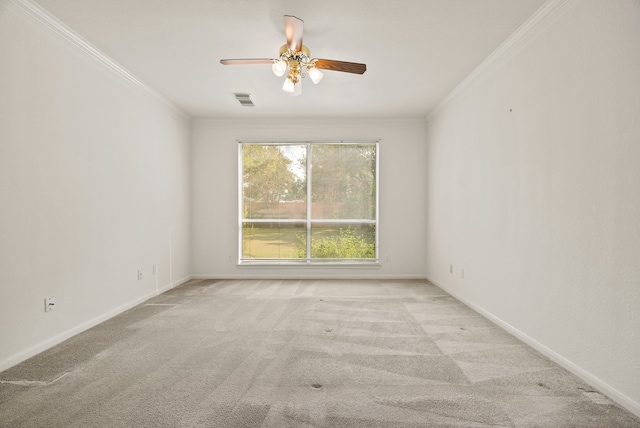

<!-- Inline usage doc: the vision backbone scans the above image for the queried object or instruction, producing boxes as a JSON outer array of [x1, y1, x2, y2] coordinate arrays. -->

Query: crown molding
[[2, 0, 191, 125], [425, 0, 582, 123], [191, 117, 427, 130]]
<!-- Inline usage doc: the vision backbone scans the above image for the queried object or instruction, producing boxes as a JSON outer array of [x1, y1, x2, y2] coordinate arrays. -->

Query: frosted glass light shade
[[272, 60, 287, 77], [308, 67, 324, 84], [282, 77, 295, 93]]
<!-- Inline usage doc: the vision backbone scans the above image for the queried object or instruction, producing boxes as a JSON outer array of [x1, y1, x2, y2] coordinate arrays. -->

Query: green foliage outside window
[[296, 227, 376, 259]]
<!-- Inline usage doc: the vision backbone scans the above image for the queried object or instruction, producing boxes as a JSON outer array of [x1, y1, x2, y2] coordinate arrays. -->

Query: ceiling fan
[[220, 15, 366, 96]]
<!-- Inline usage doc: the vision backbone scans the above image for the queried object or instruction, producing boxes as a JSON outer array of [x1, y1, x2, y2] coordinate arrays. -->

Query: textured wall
[[0, 1, 191, 370], [425, 0, 640, 415]]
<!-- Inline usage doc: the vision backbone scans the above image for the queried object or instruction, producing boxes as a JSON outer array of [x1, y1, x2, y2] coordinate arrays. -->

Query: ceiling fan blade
[[284, 15, 303, 52], [220, 58, 274, 65], [314, 59, 367, 75]]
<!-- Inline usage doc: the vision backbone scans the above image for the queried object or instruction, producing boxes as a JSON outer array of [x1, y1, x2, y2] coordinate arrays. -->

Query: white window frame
[[238, 141, 379, 265]]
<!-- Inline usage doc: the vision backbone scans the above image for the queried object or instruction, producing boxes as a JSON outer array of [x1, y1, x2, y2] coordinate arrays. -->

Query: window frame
[[238, 141, 379, 265]]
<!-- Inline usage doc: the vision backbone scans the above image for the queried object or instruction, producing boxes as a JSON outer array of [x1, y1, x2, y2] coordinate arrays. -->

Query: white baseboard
[[170, 274, 193, 288], [191, 273, 427, 280], [0, 285, 171, 373], [426, 276, 640, 419], [157, 282, 174, 294]]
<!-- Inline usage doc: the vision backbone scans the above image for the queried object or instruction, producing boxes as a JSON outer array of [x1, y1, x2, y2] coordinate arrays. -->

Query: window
[[239, 141, 378, 264]]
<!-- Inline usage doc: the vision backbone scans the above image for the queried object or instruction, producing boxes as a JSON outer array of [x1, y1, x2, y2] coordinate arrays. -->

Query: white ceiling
[[32, 0, 546, 119]]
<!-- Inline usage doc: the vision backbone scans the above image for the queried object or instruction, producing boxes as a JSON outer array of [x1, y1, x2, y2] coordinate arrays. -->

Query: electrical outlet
[[44, 296, 55, 312], [449, 264, 453, 274], [385, 255, 390, 262], [227, 255, 232, 262], [153, 264, 157, 275], [137, 269, 143, 280]]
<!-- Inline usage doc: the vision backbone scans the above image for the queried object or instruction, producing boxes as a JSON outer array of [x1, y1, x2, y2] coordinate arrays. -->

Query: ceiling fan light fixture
[[272, 59, 287, 77], [282, 77, 295, 93], [220, 15, 366, 96], [307, 66, 323, 84]]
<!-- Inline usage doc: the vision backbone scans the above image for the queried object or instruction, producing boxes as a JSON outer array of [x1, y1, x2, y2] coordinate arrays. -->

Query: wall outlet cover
[[45, 296, 55, 312]]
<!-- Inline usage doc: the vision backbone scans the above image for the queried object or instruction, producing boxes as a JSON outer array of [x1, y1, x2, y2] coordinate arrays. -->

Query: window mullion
[[306, 143, 312, 262]]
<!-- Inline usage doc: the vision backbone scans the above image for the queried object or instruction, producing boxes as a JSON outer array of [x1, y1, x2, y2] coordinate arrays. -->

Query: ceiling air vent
[[234, 93, 254, 107]]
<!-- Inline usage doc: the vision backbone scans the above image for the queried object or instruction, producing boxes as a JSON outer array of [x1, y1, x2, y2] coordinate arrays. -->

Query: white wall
[[0, 1, 191, 370], [191, 119, 427, 279], [425, 0, 640, 415]]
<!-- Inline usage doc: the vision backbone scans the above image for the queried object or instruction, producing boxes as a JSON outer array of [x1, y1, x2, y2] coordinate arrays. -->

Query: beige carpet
[[1, 279, 639, 427]]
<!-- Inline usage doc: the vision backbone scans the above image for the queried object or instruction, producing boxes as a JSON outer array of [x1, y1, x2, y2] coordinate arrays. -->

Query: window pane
[[310, 223, 376, 259], [242, 222, 306, 259], [311, 144, 376, 219], [240, 142, 378, 263], [243, 144, 307, 219]]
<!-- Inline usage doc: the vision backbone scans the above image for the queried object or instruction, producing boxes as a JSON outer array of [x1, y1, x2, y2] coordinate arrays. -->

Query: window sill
[[237, 260, 381, 268]]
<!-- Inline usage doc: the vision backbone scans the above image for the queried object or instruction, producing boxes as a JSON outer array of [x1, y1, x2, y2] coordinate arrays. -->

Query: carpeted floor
[[1, 279, 639, 427]]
